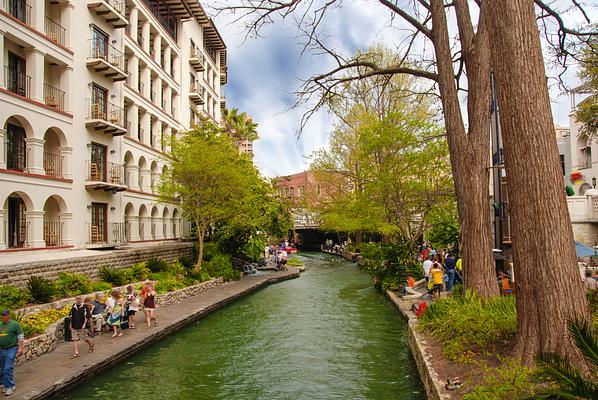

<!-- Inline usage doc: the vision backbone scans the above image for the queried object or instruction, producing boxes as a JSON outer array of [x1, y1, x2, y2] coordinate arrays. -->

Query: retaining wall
[[0, 242, 194, 287]]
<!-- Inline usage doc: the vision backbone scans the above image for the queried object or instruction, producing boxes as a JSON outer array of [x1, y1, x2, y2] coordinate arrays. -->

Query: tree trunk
[[355, 230, 362, 247], [430, 0, 499, 298], [487, 0, 590, 364], [195, 229, 205, 272]]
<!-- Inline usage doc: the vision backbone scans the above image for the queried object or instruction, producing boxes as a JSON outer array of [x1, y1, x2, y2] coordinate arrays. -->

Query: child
[[69, 295, 93, 358], [430, 262, 444, 300], [126, 285, 140, 329], [106, 290, 125, 338]]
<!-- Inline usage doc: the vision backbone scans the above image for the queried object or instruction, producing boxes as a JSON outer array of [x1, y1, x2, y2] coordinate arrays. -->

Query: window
[[91, 84, 108, 119], [90, 203, 107, 243], [91, 26, 109, 59], [90, 142, 107, 182], [7, 52, 27, 97], [7, 196, 26, 248], [560, 154, 565, 176], [6, 123, 26, 171], [8, 0, 28, 24]]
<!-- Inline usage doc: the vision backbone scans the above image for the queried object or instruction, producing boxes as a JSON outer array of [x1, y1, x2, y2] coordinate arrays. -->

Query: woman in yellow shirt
[[430, 263, 444, 299]]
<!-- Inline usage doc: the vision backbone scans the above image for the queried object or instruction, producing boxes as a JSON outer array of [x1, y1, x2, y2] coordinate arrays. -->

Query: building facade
[[0, 0, 227, 251]]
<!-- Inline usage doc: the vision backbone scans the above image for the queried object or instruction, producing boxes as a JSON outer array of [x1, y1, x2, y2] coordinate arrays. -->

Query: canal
[[59, 252, 424, 400]]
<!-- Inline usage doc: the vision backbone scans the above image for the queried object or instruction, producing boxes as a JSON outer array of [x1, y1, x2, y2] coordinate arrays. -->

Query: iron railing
[[87, 98, 125, 128], [88, 221, 127, 245], [4, 140, 27, 171], [4, 65, 31, 98], [44, 17, 66, 46], [86, 161, 124, 185], [102, 0, 125, 15], [141, 0, 176, 40], [43, 221, 63, 247], [5, 220, 28, 249], [88, 38, 125, 71], [1, 0, 31, 25], [43, 151, 63, 178], [43, 83, 65, 111], [190, 44, 205, 64]]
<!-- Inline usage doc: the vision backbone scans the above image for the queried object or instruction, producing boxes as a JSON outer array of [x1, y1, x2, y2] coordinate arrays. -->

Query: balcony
[[220, 67, 228, 85], [87, 222, 127, 248], [43, 83, 65, 112], [189, 45, 205, 71], [86, 99, 127, 136], [44, 17, 66, 46], [86, 39, 127, 81], [85, 161, 127, 193], [43, 221, 63, 247], [43, 152, 63, 178], [0, 0, 31, 26], [87, 0, 128, 29], [189, 81, 204, 105], [4, 65, 31, 98], [220, 95, 226, 109]]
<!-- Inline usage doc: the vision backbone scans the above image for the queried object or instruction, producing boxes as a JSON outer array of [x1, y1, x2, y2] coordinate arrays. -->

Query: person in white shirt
[[422, 255, 433, 281]]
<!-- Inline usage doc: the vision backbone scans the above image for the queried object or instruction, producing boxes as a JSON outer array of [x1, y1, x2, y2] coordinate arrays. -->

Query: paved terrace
[[13, 268, 300, 400]]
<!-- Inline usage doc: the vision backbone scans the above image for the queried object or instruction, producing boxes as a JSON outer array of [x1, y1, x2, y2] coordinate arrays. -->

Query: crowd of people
[[418, 244, 462, 300], [0, 282, 160, 396], [322, 239, 348, 254], [265, 242, 291, 270]]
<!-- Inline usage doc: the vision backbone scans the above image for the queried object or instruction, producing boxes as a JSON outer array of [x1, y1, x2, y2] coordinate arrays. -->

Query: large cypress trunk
[[487, 0, 590, 364], [430, 0, 499, 298]]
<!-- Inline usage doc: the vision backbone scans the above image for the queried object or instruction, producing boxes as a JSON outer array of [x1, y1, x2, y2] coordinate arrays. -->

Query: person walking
[[143, 284, 157, 328], [126, 285, 140, 329], [430, 262, 444, 300], [0, 310, 23, 396], [69, 295, 94, 358], [106, 291, 125, 338], [422, 255, 433, 282], [444, 253, 457, 292]]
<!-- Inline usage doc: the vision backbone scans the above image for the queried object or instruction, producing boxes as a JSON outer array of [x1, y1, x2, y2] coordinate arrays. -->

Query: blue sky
[[211, 2, 594, 178]]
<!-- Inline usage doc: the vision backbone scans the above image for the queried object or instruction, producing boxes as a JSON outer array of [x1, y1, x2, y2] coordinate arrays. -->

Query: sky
[[210, 1, 595, 178]]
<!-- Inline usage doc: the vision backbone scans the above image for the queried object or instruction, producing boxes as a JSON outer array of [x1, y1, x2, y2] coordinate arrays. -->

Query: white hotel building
[[0, 0, 227, 251]]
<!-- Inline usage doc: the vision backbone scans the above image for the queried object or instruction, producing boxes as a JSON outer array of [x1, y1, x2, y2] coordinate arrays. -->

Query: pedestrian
[[91, 292, 106, 334], [422, 255, 433, 281], [143, 284, 157, 328], [455, 256, 463, 284], [0, 310, 24, 396], [444, 253, 457, 292], [106, 291, 125, 338], [584, 269, 598, 290], [125, 285, 140, 329], [69, 295, 94, 358], [84, 296, 95, 338], [430, 262, 444, 300]]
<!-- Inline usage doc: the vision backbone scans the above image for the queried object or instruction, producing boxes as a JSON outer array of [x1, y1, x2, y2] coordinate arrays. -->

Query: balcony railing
[[4, 66, 31, 98], [87, 221, 127, 245], [43, 83, 65, 111], [101, 0, 125, 15], [87, 99, 125, 129], [44, 16, 66, 46], [141, 0, 176, 40], [88, 39, 125, 71], [43, 151, 63, 178], [5, 220, 29, 249], [1, 0, 31, 25], [43, 221, 63, 247], [4, 141, 26, 172], [87, 161, 124, 185]]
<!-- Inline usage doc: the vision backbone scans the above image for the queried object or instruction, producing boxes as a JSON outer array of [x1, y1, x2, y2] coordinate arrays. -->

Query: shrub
[[128, 262, 150, 281], [98, 266, 127, 286], [90, 281, 112, 292], [463, 359, 539, 400], [287, 258, 304, 267], [362, 242, 423, 291], [26, 276, 55, 304], [19, 306, 70, 338], [55, 272, 92, 297], [419, 290, 516, 361], [178, 256, 194, 271], [146, 258, 169, 273], [155, 276, 186, 294], [0, 285, 31, 310], [204, 254, 240, 282], [241, 235, 267, 262]]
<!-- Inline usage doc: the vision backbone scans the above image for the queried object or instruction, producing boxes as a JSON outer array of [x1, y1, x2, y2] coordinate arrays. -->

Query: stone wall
[[17, 318, 65, 367], [0, 242, 194, 287], [155, 278, 223, 307]]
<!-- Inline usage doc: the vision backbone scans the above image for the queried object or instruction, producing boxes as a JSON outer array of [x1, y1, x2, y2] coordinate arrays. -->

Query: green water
[[60, 253, 424, 400]]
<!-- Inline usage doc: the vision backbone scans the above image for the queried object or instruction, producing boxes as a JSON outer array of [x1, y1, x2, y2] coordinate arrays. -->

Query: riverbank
[[12, 268, 300, 400]]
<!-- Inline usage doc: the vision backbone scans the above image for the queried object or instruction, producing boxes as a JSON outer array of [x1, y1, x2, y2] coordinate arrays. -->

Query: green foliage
[[55, 272, 92, 297], [0, 285, 31, 310], [19, 306, 70, 338], [419, 290, 516, 361], [426, 204, 460, 253], [242, 235, 267, 262], [26, 276, 55, 304], [588, 288, 598, 330], [155, 276, 186, 294], [287, 258, 304, 267], [126, 262, 151, 281], [463, 359, 539, 400], [204, 254, 240, 282], [575, 33, 598, 138], [221, 107, 259, 141], [527, 319, 598, 399], [98, 266, 127, 287], [146, 258, 169, 273], [362, 242, 423, 291], [178, 256, 195, 271], [90, 281, 112, 292]]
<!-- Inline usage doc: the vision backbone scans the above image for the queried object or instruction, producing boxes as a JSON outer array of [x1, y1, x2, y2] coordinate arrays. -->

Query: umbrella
[[575, 241, 595, 257]]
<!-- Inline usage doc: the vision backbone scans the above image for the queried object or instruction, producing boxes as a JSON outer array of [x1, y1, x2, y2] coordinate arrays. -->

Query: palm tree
[[221, 108, 258, 141], [528, 319, 598, 399]]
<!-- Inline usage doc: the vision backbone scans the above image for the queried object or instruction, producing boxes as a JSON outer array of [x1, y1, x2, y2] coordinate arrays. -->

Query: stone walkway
[[12, 268, 300, 400]]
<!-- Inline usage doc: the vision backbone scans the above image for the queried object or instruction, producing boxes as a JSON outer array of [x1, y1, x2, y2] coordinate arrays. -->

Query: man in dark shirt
[[444, 254, 457, 292], [69, 296, 93, 358]]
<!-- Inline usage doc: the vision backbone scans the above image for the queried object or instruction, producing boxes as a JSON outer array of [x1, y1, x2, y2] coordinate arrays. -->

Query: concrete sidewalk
[[12, 268, 300, 400]]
